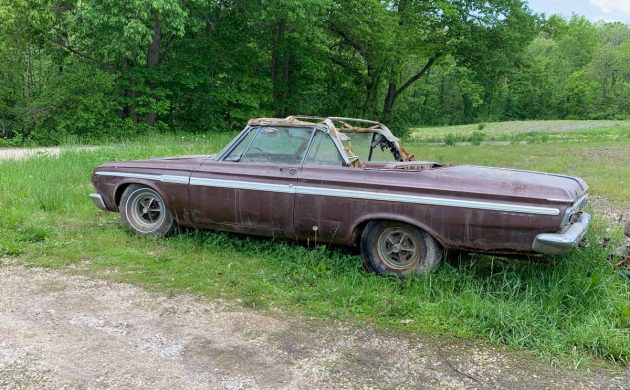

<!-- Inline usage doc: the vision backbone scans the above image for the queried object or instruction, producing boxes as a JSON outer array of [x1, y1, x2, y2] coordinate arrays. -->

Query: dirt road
[[0, 146, 97, 161], [0, 266, 626, 389]]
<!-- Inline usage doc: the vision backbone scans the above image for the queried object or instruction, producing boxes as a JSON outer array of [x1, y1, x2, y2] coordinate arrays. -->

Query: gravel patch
[[0, 266, 627, 389], [0, 146, 98, 161]]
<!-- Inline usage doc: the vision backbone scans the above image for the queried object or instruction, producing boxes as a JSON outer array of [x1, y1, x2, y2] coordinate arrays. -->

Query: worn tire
[[120, 184, 175, 237], [360, 221, 442, 277]]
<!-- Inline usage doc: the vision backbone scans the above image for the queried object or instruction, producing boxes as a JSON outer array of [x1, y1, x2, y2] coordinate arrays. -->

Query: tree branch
[[328, 23, 364, 58], [394, 53, 441, 99], [45, 36, 117, 72]]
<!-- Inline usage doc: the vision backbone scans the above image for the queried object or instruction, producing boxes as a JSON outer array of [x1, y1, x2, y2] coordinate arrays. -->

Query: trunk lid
[[425, 165, 588, 203]]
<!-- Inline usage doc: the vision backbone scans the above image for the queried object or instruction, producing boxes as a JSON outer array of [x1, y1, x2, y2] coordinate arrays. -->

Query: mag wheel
[[361, 221, 442, 277], [120, 185, 175, 236]]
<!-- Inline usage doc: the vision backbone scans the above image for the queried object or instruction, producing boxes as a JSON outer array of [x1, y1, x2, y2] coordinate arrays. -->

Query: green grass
[[0, 123, 629, 366]]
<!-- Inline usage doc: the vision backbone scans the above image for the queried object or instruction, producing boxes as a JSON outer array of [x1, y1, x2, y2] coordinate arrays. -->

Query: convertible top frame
[[247, 116, 415, 166]]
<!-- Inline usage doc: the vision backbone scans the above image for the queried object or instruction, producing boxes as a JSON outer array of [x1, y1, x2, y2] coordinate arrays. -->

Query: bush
[[444, 133, 457, 146], [383, 116, 413, 140], [469, 131, 486, 145], [16, 61, 125, 145]]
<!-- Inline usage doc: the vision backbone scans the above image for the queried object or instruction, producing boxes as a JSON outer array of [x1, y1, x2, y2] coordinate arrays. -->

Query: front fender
[[91, 171, 185, 221]]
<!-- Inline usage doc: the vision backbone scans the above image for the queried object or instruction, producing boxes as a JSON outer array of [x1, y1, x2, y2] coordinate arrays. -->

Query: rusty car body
[[90, 116, 590, 276]]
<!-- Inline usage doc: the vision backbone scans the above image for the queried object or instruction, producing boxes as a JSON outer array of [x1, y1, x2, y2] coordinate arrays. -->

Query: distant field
[[412, 119, 630, 144]]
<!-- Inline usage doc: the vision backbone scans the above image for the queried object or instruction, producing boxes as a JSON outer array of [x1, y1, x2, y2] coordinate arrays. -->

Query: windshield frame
[[215, 125, 254, 161], [217, 125, 349, 166]]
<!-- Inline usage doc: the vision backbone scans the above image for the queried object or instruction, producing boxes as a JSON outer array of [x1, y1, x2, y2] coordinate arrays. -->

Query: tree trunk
[[271, 19, 287, 117], [383, 82, 397, 118], [119, 59, 138, 122], [382, 55, 439, 119], [362, 65, 381, 117], [462, 93, 471, 122], [144, 12, 161, 125], [122, 87, 137, 122], [284, 54, 291, 116]]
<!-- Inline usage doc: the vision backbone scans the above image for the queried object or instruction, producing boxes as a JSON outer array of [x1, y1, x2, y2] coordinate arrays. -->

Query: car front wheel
[[120, 184, 175, 237], [360, 221, 442, 277]]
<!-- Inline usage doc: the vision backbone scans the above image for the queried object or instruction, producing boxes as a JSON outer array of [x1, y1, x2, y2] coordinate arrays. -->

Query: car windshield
[[225, 126, 314, 164]]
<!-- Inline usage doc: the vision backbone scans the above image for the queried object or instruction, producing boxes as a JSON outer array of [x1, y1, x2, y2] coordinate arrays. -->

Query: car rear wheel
[[360, 221, 442, 277], [120, 184, 175, 237]]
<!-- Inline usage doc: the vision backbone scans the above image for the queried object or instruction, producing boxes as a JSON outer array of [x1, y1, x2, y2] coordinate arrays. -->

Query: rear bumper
[[89, 193, 107, 211], [532, 213, 590, 255]]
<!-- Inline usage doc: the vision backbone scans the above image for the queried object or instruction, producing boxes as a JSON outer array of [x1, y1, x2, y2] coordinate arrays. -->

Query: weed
[[0, 244, 24, 256], [444, 133, 457, 146], [18, 226, 48, 243], [468, 131, 486, 145]]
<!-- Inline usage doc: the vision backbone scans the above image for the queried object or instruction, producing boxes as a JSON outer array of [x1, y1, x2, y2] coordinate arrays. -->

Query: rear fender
[[350, 213, 448, 248]]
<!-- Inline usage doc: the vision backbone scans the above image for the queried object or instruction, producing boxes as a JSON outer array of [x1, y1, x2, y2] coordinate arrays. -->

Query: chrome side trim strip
[[95, 171, 190, 184], [190, 177, 292, 193], [96, 171, 161, 180], [295, 186, 559, 215], [161, 175, 190, 184], [95, 171, 560, 215]]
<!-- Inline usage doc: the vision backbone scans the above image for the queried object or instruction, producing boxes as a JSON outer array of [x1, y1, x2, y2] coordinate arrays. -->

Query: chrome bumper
[[89, 193, 107, 211], [532, 213, 590, 255]]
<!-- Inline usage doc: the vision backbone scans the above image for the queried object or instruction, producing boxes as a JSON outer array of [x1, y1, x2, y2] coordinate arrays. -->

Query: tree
[[0, 1, 628, 145], [328, 0, 537, 122]]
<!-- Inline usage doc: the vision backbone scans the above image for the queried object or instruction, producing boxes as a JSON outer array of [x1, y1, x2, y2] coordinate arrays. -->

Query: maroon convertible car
[[91, 116, 590, 276]]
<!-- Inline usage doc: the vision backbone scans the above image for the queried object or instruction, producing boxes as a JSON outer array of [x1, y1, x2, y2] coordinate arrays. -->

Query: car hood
[[419, 165, 588, 203], [97, 155, 210, 171], [150, 154, 214, 161]]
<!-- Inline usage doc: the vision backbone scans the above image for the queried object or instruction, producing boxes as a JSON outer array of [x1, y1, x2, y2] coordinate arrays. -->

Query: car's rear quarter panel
[[294, 166, 569, 253]]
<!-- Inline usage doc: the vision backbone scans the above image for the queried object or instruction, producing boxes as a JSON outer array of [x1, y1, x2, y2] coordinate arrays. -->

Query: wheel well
[[114, 183, 132, 207], [114, 182, 168, 211], [352, 218, 444, 248], [352, 220, 372, 246]]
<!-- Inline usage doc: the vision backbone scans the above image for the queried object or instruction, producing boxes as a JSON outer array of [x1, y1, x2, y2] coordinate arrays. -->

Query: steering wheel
[[246, 146, 270, 163]]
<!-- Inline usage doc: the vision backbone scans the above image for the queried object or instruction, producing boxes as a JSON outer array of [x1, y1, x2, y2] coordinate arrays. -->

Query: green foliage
[[468, 131, 486, 145], [0, 2, 629, 145], [22, 61, 125, 145]]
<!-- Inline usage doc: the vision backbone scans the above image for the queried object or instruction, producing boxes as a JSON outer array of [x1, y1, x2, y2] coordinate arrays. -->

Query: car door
[[294, 130, 350, 244], [188, 127, 257, 227], [190, 125, 314, 237]]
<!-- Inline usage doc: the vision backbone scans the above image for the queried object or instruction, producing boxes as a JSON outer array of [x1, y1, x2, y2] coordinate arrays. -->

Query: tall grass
[[0, 134, 628, 365]]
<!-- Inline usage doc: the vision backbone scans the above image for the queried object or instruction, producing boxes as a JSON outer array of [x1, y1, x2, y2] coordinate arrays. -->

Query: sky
[[527, 0, 630, 23]]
